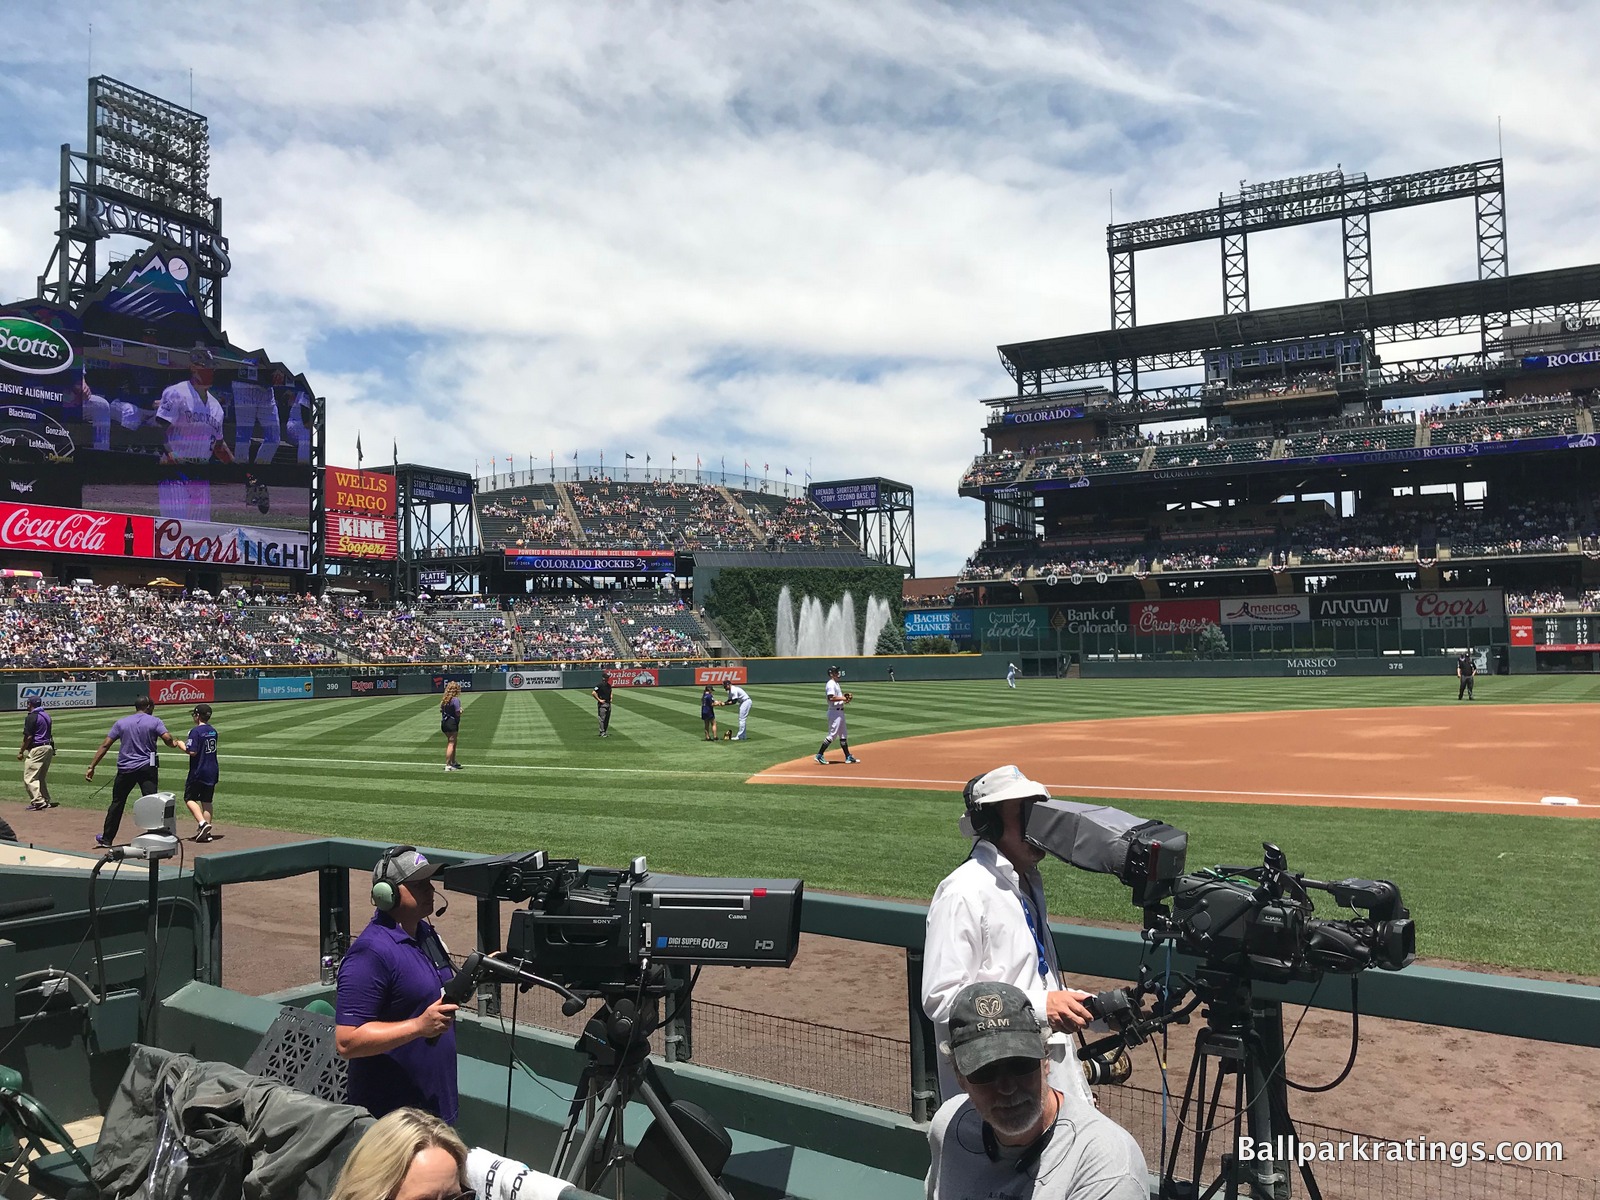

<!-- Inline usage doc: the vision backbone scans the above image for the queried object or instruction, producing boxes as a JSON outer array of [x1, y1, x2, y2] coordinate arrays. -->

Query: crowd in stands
[[744, 495, 856, 547], [481, 494, 576, 548], [1, 582, 717, 671], [1437, 499, 1577, 558], [1419, 392, 1588, 425], [1506, 590, 1570, 615], [1297, 512, 1413, 564], [1157, 541, 1263, 571], [961, 452, 1023, 487], [1584, 590, 1600, 611]]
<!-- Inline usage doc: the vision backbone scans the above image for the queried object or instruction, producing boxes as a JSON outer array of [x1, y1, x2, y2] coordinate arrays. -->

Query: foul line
[[753, 770, 1597, 810]]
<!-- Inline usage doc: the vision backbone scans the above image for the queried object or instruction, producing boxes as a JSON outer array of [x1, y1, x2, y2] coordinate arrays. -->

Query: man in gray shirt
[[926, 981, 1148, 1200]]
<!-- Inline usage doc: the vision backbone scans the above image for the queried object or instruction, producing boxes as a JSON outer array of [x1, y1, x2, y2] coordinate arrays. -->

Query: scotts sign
[[0, 502, 153, 558], [1400, 589, 1507, 630], [604, 668, 659, 687], [694, 666, 748, 686], [150, 678, 216, 705], [0, 316, 73, 376]]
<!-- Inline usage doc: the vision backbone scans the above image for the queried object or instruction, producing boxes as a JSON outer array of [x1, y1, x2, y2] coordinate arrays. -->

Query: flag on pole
[[626, 453, 635, 460], [393, 440, 398, 466], [356, 432, 363, 467], [785, 467, 792, 476]]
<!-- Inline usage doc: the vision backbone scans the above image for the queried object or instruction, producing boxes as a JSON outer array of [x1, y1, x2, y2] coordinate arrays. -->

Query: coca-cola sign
[[1130, 599, 1221, 636], [150, 678, 215, 705], [0, 501, 152, 558], [1400, 589, 1505, 630]]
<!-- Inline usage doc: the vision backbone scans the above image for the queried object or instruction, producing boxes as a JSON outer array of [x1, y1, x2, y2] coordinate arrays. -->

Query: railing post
[[905, 949, 940, 1122], [196, 882, 223, 986], [475, 897, 501, 1018], [318, 866, 350, 985], [663, 964, 694, 1063]]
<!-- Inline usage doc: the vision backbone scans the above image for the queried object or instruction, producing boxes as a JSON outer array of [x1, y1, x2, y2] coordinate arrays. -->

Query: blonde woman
[[328, 1108, 470, 1200], [439, 682, 463, 772]]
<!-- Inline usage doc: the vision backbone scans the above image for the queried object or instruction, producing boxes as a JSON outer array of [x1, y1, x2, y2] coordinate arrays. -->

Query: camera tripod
[[550, 989, 734, 1200], [1158, 970, 1321, 1200]]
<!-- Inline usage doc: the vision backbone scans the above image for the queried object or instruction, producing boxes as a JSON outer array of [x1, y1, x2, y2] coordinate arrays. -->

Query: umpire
[[1456, 650, 1477, 700]]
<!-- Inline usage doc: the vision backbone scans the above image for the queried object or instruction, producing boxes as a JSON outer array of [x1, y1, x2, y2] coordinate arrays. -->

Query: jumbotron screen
[[0, 289, 313, 534]]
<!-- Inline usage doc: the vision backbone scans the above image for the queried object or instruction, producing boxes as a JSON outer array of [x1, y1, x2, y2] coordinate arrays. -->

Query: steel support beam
[[1221, 212, 1249, 314], [1342, 208, 1372, 298]]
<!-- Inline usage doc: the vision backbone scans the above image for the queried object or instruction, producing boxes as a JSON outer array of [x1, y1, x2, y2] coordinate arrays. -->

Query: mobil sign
[[1400, 589, 1506, 630], [694, 666, 747, 686], [150, 678, 215, 705]]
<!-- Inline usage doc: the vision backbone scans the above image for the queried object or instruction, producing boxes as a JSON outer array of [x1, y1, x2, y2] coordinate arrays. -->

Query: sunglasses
[[966, 1056, 1041, 1086]]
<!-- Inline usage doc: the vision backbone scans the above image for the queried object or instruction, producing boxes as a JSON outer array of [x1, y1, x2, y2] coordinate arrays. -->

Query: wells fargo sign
[[324, 467, 396, 517]]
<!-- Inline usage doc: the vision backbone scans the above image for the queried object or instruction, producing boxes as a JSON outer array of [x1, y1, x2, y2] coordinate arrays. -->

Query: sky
[[1, 1, 1598, 576]]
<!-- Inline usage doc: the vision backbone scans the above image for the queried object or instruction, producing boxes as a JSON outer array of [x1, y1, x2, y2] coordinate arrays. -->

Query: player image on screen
[[230, 372, 283, 464], [64, 372, 111, 452], [155, 346, 231, 465], [285, 385, 312, 465]]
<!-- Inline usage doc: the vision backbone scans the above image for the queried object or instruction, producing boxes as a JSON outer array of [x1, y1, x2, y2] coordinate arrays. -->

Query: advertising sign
[[1400, 589, 1506, 630], [604, 668, 658, 688], [1312, 594, 1397, 626], [507, 670, 564, 690], [998, 405, 1086, 426], [1509, 617, 1534, 646], [809, 482, 879, 511], [149, 678, 215, 706], [15, 682, 96, 709], [258, 676, 314, 700], [324, 467, 397, 517], [1219, 597, 1311, 626], [904, 610, 953, 638], [350, 675, 400, 694], [977, 606, 1045, 642], [1128, 599, 1221, 636], [329, 513, 399, 560], [0, 501, 153, 558], [314, 676, 348, 697], [409, 470, 474, 504], [949, 609, 974, 640], [1047, 604, 1128, 635], [431, 673, 475, 693], [153, 517, 311, 570], [504, 549, 675, 575], [419, 570, 450, 590], [1522, 347, 1600, 370], [693, 666, 747, 685]]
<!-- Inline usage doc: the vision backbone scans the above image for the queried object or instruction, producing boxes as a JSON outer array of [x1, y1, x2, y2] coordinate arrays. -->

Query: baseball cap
[[191, 703, 213, 721], [374, 847, 441, 891], [827, 665, 841, 674], [966, 764, 1051, 808], [946, 981, 1046, 1077]]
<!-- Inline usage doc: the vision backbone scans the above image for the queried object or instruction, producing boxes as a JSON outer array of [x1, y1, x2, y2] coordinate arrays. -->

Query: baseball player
[[154, 346, 231, 522], [229, 376, 282, 464], [814, 665, 859, 765], [1006, 662, 1019, 689], [64, 371, 112, 451], [285, 386, 313, 464], [719, 681, 753, 740]]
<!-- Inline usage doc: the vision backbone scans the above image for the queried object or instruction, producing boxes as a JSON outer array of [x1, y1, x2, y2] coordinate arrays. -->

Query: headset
[[962, 774, 1005, 841], [371, 845, 418, 912]]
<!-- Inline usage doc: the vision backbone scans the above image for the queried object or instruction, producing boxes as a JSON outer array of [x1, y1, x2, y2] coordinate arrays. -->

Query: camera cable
[[1284, 976, 1360, 1093]]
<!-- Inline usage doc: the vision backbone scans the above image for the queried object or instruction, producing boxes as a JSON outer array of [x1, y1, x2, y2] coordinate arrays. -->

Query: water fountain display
[[775, 584, 893, 657]]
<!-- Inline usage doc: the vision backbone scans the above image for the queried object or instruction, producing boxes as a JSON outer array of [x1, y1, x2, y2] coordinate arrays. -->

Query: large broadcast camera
[[441, 850, 803, 1200], [1022, 800, 1416, 1199]]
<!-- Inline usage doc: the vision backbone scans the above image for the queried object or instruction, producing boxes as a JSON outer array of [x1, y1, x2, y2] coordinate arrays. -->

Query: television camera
[[1021, 800, 1415, 1199], [442, 850, 803, 1200]]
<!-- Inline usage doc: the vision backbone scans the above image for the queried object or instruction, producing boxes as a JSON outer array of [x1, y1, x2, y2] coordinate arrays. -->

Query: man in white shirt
[[922, 764, 1097, 1109], [719, 681, 753, 740], [925, 981, 1148, 1200]]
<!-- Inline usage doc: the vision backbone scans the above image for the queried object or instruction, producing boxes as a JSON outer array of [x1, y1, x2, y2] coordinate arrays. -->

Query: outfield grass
[[24, 674, 1600, 975]]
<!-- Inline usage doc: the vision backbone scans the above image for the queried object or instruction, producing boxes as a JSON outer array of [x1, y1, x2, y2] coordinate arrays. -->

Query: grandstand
[[950, 158, 1600, 672]]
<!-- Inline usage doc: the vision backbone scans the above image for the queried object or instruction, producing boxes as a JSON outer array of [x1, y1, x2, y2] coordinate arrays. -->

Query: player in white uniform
[[1007, 662, 1019, 688], [155, 348, 229, 463], [285, 387, 312, 464], [65, 372, 111, 451], [719, 682, 753, 740], [229, 376, 281, 463], [814, 665, 859, 765]]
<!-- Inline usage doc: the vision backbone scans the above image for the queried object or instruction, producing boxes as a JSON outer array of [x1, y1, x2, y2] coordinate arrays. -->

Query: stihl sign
[[694, 666, 747, 685]]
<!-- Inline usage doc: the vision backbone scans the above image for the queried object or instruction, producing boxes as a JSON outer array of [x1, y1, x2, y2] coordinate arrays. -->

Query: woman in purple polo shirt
[[439, 682, 463, 772], [335, 847, 459, 1123]]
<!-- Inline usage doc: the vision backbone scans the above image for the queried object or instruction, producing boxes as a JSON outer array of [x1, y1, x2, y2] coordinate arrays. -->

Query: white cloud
[[1, 1, 1598, 575]]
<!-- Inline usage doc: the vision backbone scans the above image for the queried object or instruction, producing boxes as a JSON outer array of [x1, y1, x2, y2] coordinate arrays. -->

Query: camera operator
[[922, 765, 1098, 1108], [926, 982, 1148, 1200], [336, 847, 459, 1123]]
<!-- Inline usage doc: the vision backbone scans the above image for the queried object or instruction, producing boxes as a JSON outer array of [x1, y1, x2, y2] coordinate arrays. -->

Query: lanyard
[[1017, 884, 1052, 982]]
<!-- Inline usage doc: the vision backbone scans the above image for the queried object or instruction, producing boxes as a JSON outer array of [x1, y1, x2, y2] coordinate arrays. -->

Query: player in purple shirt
[[182, 704, 221, 842], [85, 695, 185, 848], [17, 696, 58, 811], [336, 847, 459, 1122]]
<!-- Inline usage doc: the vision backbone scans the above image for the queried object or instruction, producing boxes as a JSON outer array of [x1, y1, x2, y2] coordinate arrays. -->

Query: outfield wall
[[1078, 656, 1458, 679]]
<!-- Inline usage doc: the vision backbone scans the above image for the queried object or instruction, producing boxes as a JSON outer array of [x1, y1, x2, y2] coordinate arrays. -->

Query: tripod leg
[[635, 1076, 736, 1200], [550, 1061, 599, 1178], [1163, 1027, 1209, 1193], [557, 1072, 629, 1189]]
